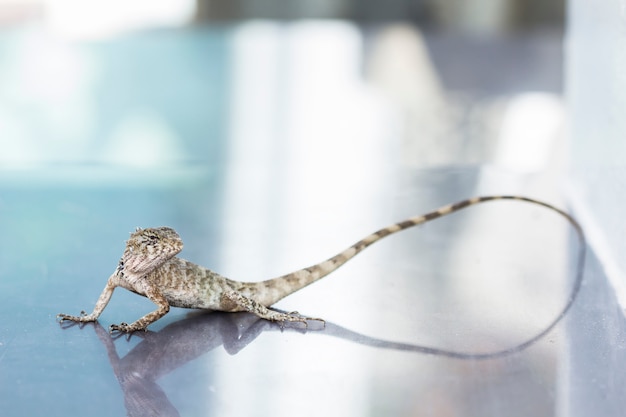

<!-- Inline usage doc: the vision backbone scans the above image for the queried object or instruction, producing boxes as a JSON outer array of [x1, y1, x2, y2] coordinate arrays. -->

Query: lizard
[[57, 195, 583, 333]]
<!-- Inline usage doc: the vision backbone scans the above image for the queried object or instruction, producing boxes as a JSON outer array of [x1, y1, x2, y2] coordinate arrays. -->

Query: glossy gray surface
[[0, 168, 592, 417]]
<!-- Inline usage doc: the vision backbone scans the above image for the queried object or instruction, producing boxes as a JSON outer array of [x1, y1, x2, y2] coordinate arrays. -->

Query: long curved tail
[[241, 196, 583, 306]]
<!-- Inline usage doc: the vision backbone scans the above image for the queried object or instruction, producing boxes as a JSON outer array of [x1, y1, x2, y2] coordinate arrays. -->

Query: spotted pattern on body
[[57, 195, 582, 332]]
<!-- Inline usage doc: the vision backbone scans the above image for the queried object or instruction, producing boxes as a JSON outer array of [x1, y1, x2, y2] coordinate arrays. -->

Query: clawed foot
[[275, 311, 326, 330], [109, 322, 147, 334], [57, 311, 96, 325]]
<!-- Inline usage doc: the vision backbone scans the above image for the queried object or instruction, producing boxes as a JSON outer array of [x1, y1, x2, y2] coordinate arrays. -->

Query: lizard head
[[120, 226, 184, 276]]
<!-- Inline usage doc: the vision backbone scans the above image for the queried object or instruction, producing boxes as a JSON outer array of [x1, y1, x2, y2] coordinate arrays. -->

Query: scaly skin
[[57, 196, 582, 333]]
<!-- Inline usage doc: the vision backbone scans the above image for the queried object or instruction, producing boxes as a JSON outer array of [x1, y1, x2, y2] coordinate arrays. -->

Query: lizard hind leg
[[222, 290, 325, 328]]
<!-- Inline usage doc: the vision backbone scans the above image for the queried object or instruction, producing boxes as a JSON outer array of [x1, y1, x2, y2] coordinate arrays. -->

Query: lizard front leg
[[58, 275, 116, 324], [109, 287, 170, 333], [222, 290, 325, 328]]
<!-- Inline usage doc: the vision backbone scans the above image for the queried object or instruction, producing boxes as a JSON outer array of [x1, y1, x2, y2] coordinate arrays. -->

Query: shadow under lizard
[[57, 196, 584, 333]]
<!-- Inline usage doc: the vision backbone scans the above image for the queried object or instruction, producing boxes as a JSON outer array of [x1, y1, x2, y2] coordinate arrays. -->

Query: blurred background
[[0, 0, 565, 172]]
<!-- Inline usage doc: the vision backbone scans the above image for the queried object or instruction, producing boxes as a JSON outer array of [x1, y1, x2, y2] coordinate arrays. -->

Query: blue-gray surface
[[0, 168, 604, 417]]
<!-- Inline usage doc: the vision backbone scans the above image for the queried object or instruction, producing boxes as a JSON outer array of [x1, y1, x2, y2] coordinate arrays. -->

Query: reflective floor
[[1, 22, 623, 417], [0, 166, 602, 417]]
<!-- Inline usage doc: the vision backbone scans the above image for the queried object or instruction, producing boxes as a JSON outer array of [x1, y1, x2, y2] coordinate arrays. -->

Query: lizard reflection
[[86, 312, 272, 417], [79, 288, 583, 417], [73, 220, 586, 417]]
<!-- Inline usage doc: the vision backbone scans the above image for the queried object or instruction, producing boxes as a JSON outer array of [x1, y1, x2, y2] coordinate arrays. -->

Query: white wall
[[568, 0, 626, 304]]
